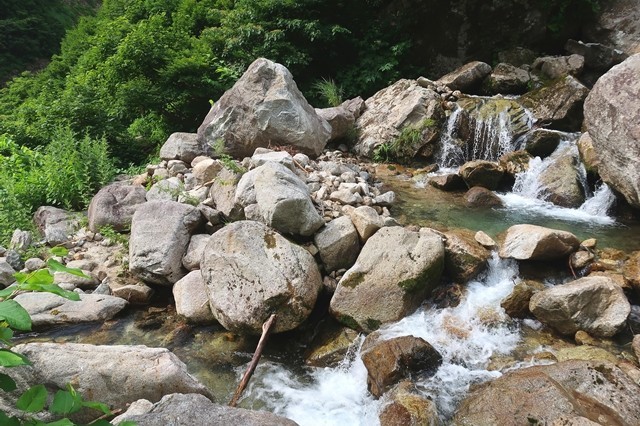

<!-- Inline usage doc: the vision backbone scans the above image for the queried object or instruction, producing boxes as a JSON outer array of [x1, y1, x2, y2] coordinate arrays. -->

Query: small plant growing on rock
[[313, 78, 344, 107], [373, 118, 436, 164], [212, 139, 246, 174]]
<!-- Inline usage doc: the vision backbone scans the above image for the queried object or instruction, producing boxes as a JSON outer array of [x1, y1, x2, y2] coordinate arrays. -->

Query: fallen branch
[[228, 314, 277, 407]]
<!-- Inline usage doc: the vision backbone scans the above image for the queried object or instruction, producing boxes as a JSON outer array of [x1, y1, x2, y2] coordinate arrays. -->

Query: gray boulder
[[536, 142, 586, 208], [316, 104, 356, 143], [0, 258, 16, 287], [146, 177, 182, 202], [129, 201, 203, 286], [209, 168, 244, 220], [584, 53, 640, 209], [235, 162, 324, 236], [197, 58, 331, 158], [111, 283, 154, 305], [159, 132, 205, 163], [173, 271, 215, 324], [452, 360, 640, 425], [344, 205, 384, 242], [330, 227, 444, 332], [437, 61, 492, 92], [192, 158, 223, 185], [529, 276, 630, 337], [182, 234, 210, 271], [250, 148, 295, 171], [520, 75, 590, 131], [113, 393, 298, 426], [499, 224, 579, 260], [354, 79, 444, 159], [88, 184, 147, 232], [482, 62, 530, 95], [33, 206, 80, 246], [1, 343, 212, 424], [583, 0, 640, 56], [9, 229, 32, 253], [201, 221, 322, 334], [14, 293, 127, 327], [314, 215, 360, 272], [532, 54, 585, 79], [565, 39, 627, 71]]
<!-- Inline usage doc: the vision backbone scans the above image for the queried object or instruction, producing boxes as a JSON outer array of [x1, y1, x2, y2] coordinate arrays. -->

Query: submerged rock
[[197, 58, 331, 158], [201, 221, 322, 334], [452, 360, 640, 425], [499, 224, 579, 261], [379, 381, 441, 426], [330, 227, 444, 332], [529, 275, 630, 337], [464, 186, 503, 208]]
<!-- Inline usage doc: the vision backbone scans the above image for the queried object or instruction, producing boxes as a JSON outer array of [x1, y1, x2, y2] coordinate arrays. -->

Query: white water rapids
[[243, 254, 523, 425]]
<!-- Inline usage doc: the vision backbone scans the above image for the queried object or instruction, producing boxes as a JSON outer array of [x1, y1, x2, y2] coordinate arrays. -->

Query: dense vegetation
[[0, 0, 601, 246]]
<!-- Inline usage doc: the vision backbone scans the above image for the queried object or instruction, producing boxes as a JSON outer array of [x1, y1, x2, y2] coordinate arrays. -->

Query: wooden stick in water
[[228, 314, 277, 407]]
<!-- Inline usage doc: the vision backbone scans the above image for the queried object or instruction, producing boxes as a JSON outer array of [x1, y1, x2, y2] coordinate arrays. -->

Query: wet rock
[[361, 335, 442, 398], [633, 335, 640, 363], [474, 231, 496, 249], [314, 216, 360, 273], [2, 343, 212, 424], [584, 54, 640, 209], [330, 227, 444, 332], [443, 229, 490, 282], [235, 162, 323, 236], [624, 251, 640, 291], [111, 283, 154, 305], [464, 186, 503, 208], [379, 381, 441, 426], [428, 173, 466, 191], [459, 160, 504, 190], [521, 75, 590, 131], [482, 62, 530, 95], [583, 0, 640, 56], [88, 184, 147, 232], [209, 168, 244, 220], [522, 129, 563, 158], [501, 280, 545, 319], [182, 234, 210, 271], [554, 345, 619, 364], [14, 293, 127, 327], [33, 206, 81, 246], [344, 205, 384, 243], [565, 39, 628, 71], [354, 79, 444, 159], [576, 132, 600, 174], [113, 393, 298, 426], [173, 270, 215, 324], [529, 276, 630, 337], [453, 360, 640, 426], [536, 142, 586, 208], [201, 221, 322, 334], [498, 150, 532, 177], [159, 132, 204, 163], [197, 58, 330, 158], [437, 61, 492, 92], [0, 258, 16, 287], [305, 322, 359, 367], [374, 191, 396, 207], [532, 54, 585, 79], [129, 201, 203, 286], [571, 250, 595, 270], [499, 224, 579, 261]]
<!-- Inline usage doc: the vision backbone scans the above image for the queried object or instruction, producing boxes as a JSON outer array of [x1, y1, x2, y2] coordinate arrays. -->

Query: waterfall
[[244, 254, 524, 424], [437, 106, 465, 168], [580, 183, 616, 216]]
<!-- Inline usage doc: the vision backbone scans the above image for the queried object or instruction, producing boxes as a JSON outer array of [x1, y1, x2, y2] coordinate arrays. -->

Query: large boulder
[[443, 229, 490, 283], [520, 75, 590, 131], [314, 215, 360, 272], [584, 54, 640, 209], [113, 393, 298, 426], [129, 201, 203, 286], [361, 335, 442, 398], [452, 360, 640, 425], [529, 275, 630, 337], [234, 162, 323, 236], [330, 227, 444, 332], [536, 142, 586, 208], [159, 132, 205, 163], [173, 271, 215, 324], [315, 97, 364, 142], [33, 206, 80, 246], [14, 293, 127, 327], [584, 0, 640, 56], [201, 221, 322, 334], [565, 39, 628, 71], [437, 61, 492, 92], [209, 168, 244, 220], [0, 343, 212, 424], [197, 58, 331, 158], [522, 128, 563, 158], [87, 183, 147, 232], [499, 224, 580, 260], [482, 62, 530, 95], [458, 160, 504, 190], [0, 258, 16, 287], [464, 186, 503, 208], [182, 234, 210, 271], [354, 79, 444, 159], [532, 54, 585, 79]]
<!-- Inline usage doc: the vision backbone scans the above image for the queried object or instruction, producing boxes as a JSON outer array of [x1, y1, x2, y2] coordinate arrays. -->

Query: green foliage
[[0, 247, 128, 425], [212, 139, 246, 174], [98, 225, 130, 246], [313, 78, 343, 107], [373, 118, 436, 164]]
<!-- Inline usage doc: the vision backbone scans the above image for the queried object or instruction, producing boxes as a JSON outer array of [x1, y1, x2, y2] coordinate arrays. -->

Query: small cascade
[[580, 183, 616, 216], [436, 97, 533, 168], [246, 254, 523, 424]]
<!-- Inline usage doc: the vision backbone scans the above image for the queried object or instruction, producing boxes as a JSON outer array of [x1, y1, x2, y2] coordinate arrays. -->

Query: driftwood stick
[[228, 314, 277, 407]]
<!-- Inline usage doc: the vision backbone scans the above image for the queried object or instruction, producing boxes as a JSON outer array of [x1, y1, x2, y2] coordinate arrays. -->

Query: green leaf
[[82, 400, 111, 415], [0, 373, 17, 391], [118, 422, 138, 426], [0, 287, 15, 299], [21, 283, 80, 301], [44, 419, 74, 426], [0, 300, 32, 331], [0, 410, 20, 426], [46, 258, 90, 279], [0, 349, 31, 367], [0, 326, 14, 344], [13, 272, 29, 285], [49, 247, 69, 257], [16, 384, 48, 413], [51, 389, 83, 415], [90, 420, 113, 426], [21, 269, 54, 286]]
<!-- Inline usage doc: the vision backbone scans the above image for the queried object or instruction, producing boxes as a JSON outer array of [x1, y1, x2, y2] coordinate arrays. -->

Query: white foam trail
[[580, 183, 616, 217]]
